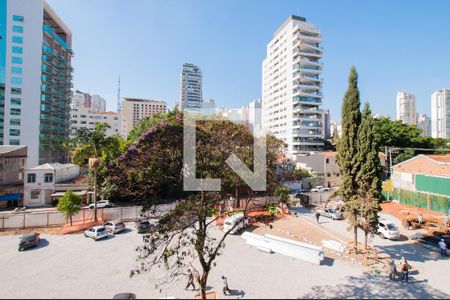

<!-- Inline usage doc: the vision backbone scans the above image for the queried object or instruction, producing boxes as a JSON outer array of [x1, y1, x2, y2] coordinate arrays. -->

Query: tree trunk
[[199, 271, 209, 300], [235, 187, 240, 208], [70, 215, 73, 227], [94, 168, 98, 222], [353, 225, 358, 254]]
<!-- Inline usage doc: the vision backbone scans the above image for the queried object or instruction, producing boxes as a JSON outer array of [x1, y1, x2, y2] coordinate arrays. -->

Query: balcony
[[293, 91, 322, 99]]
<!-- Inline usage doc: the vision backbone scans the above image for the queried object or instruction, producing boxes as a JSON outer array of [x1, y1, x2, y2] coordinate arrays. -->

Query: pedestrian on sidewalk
[[315, 211, 320, 224], [388, 259, 397, 281], [418, 213, 423, 226], [185, 269, 195, 291], [222, 275, 231, 295], [400, 257, 411, 284], [439, 239, 447, 257]]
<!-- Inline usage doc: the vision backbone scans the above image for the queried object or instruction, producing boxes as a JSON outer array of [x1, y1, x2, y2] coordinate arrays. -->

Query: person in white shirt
[[438, 239, 447, 257]]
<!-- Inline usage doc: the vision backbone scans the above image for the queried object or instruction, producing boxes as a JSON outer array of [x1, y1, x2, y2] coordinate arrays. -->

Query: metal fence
[[0, 206, 145, 230]]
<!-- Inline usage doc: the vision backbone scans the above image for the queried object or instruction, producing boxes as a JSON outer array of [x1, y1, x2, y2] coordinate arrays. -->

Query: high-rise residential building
[[0, 0, 73, 167], [262, 15, 324, 155], [121, 98, 167, 136], [72, 90, 91, 108], [417, 113, 431, 137], [91, 94, 106, 112], [431, 89, 450, 138], [323, 109, 330, 139], [396, 92, 417, 125], [242, 99, 262, 135], [179, 63, 202, 110]]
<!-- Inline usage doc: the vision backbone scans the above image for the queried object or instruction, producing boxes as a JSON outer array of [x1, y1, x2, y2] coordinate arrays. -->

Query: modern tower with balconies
[[396, 92, 417, 126], [179, 63, 203, 110], [0, 0, 73, 167], [431, 88, 450, 138], [262, 15, 324, 156]]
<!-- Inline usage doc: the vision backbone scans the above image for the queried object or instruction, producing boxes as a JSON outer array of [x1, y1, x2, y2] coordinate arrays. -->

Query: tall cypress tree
[[355, 103, 382, 254], [337, 67, 361, 252]]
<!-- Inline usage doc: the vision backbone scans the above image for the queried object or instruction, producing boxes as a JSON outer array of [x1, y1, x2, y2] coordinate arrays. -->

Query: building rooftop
[[393, 154, 450, 178], [123, 98, 166, 104], [30, 163, 79, 171], [0, 146, 27, 156]]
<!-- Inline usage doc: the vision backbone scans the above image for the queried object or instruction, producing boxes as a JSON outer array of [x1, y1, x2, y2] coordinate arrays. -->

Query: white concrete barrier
[[242, 232, 324, 265]]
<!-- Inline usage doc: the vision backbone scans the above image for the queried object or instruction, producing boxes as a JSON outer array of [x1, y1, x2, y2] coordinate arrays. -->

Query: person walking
[[418, 213, 423, 226], [315, 211, 320, 224], [388, 259, 397, 281], [185, 269, 195, 291], [222, 275, 231, 295], [400, 257, 411, 284], [439, 239, 447, 257]]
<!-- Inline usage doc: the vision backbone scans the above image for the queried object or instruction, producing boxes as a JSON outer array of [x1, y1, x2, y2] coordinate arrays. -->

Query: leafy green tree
[[355, 103, 382, 253], [336, 67, 361, 252], [71, 122, 121, 221], [393, 148, 415, 165], [56, 190, 82, 226], [107, 112, 283, 299], [275, 186, 291, 208]]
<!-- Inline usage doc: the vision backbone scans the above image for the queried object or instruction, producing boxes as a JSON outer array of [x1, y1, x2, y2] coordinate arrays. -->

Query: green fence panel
[[416, 175, 450, 197]]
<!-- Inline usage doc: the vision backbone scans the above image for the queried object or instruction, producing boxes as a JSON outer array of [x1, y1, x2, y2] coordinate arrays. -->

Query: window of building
[[11, 98, 21, 105], [325, 158, 329, 164], [11, 108, 21, 115], [13, 15, 24, 22], [12, 25, 23, 33], [327, 173, 331, 177], [27, 173, 36, 183], [11, 87, 21, 95], [11, 77, 22, 85], [31, 190, 40, 199], [12, 36, 23, 44], [44, 173, 53, 183], [12, 46, 23, 54], [11, 67, 22, 74], [80, 115, 86, 118], [12, 56, 23, 64], [9, 139, 20, 145], [10, 119, 20, 126], [10, 129, 20, 136]]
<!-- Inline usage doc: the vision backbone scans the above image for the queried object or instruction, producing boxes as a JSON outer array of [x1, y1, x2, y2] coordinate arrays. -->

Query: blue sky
[[47, 0, 450, 121]]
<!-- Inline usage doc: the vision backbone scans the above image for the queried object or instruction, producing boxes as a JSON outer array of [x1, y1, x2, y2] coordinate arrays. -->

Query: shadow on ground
[[299, 272, 449, 299]]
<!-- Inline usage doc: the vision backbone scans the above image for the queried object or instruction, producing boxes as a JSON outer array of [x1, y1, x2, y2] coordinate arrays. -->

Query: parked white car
[[223, 213, 248, 235], [311, 186, 328, 193], [88, 200, 112, 209], [378, 221, 400, 240], [317, 208, 343, 220], [84, 226, 109, 241]]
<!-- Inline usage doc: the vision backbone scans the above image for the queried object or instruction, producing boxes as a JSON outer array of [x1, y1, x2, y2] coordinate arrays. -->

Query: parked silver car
[[104, 220, 126, 234], [84, 226, 108, 241], [317, 208, 343, 220]]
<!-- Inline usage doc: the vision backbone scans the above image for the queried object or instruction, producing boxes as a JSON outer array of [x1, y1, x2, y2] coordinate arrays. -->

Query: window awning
[[0, 193, 22, 202], [51, 191, 88, 197]]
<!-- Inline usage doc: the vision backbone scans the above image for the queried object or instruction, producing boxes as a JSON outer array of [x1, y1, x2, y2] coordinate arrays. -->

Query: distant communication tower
[[117, 75, 121, 112]]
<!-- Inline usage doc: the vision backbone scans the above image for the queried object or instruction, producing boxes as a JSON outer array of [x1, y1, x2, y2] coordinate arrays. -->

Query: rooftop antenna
[[117, 75, 121, 112]]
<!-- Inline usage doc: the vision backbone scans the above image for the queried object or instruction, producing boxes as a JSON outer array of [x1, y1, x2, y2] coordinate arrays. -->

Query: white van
[[223, 213, 248, 234]]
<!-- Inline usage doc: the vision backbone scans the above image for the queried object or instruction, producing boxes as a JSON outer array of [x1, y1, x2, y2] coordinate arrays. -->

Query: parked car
[[135, 219, 154, 234], [311, 186, 328, 193], [316, 208, 343, 220], [223, 213, 248, 234], [84, 226, 109, 241], [18, 232, 40, 251], [104, 220, 126, 234], [88, 200, 112, 209], [417, 235, 450, 255], [378, 221, 400, 240], [113, 293, 136, 299]]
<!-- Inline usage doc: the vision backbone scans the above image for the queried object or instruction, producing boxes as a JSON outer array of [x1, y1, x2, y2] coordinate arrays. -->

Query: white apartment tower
[[417, 113, 431, 137], [396, 92, 416, 125], [179, 63, 202, 110], [262, 15, 324, 155], [0, 0, 73, 167], [431, 89, 450, 138]]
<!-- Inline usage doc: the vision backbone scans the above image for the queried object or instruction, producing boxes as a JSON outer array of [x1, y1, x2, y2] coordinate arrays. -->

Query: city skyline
[[46, 0, 450, 119]]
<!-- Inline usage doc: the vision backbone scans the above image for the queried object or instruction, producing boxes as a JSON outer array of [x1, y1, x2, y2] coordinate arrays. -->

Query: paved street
[[0, 222, 449, 299]]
